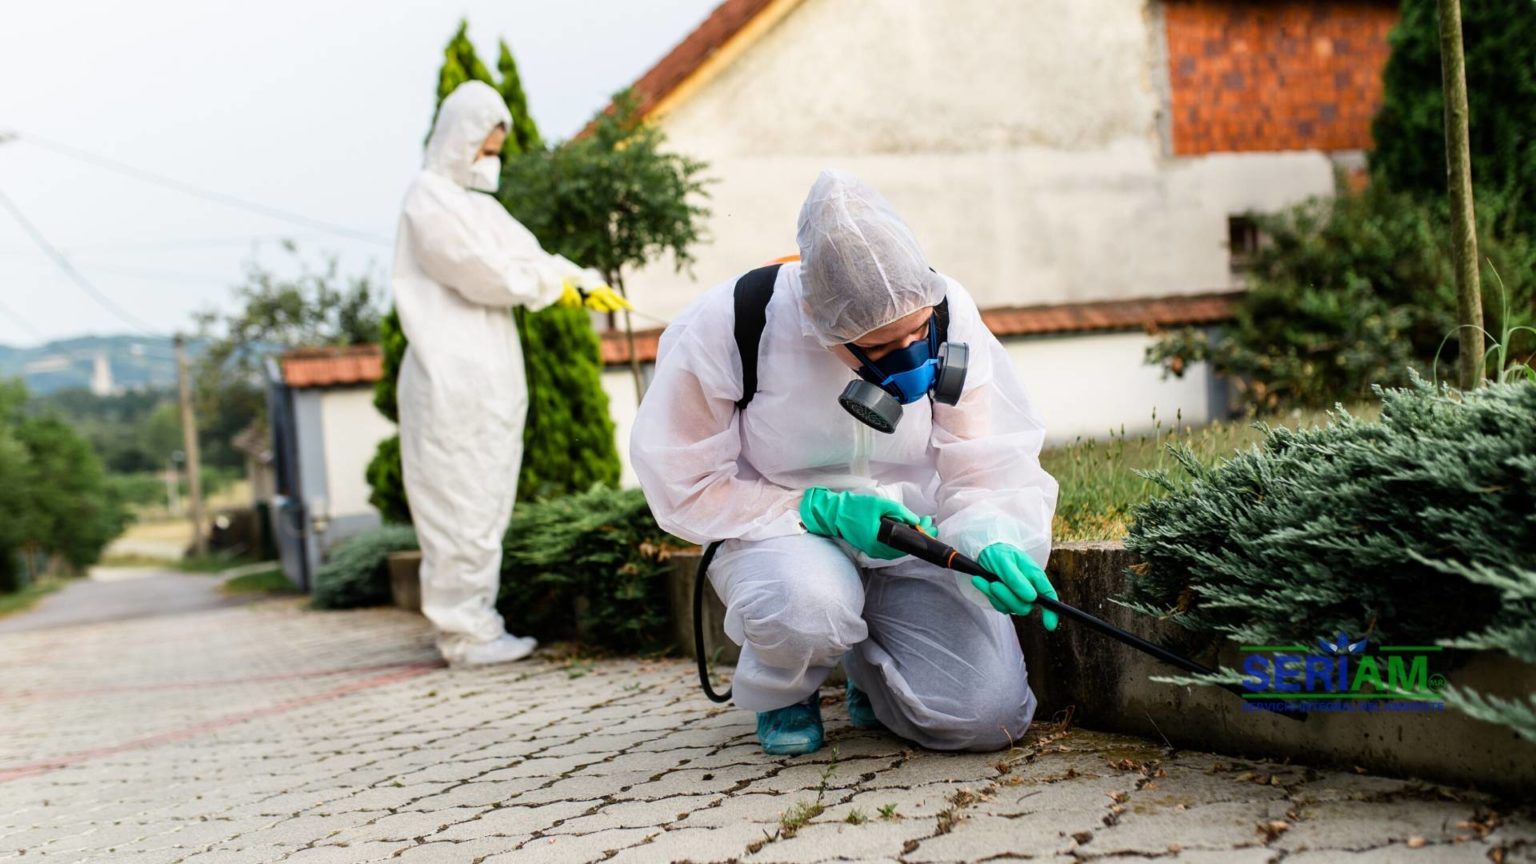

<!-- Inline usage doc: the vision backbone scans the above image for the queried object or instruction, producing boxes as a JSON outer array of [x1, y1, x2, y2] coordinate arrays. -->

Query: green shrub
[[315, 488, 680, 656], [1121, 380, 1536, 738], [1148, 186, 1536, 411], [498, 486, 679, 653], [311, 524, 418, 610]]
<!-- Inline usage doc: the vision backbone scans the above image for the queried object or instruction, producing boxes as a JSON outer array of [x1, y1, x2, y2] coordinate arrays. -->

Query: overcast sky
[[0, 0, 721, 347]]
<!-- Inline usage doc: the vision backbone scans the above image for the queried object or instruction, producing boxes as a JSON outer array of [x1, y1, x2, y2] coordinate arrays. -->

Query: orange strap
[[765, 253, 801, 264]]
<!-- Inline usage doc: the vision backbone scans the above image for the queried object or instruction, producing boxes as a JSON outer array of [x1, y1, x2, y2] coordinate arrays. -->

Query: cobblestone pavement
[[1, 576, 1531, 864]]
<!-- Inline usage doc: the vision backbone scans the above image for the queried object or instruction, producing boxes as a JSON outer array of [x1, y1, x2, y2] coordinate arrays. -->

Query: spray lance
[[875, 516, 1305, 721]]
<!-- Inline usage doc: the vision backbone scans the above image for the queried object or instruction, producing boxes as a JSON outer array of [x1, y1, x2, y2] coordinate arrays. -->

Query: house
[[263, 345, 394, 590], [596, 0, 1398, 480]]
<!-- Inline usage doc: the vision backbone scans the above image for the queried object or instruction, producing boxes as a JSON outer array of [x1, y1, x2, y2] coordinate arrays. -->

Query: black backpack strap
[[934, 295, 950, 343], [733, 264, 782, 410]]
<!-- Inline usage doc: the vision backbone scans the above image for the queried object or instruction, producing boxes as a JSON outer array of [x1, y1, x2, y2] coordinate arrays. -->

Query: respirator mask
[[837, 302, 967, 433]]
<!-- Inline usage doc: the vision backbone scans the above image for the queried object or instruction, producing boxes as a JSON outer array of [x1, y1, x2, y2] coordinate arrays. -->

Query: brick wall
[[1164, 0, 1398, 156]]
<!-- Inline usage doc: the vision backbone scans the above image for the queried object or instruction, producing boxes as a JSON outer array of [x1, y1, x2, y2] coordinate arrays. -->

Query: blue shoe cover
[[757, 695, 824, 755], [846, 680, 883, 730]]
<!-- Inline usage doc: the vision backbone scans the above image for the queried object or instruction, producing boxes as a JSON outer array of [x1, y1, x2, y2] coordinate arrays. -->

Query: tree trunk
[[1437, 0, 1484, 390], [613, 272, 646, 405]]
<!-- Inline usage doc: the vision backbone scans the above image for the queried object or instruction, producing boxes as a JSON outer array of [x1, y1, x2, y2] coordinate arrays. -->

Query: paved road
[[0, 576, 1530, 863], [0, 567, 263, 635]]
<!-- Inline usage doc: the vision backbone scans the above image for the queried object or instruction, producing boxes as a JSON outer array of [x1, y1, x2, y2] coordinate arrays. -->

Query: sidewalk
[[0, 577, 1530, 863]]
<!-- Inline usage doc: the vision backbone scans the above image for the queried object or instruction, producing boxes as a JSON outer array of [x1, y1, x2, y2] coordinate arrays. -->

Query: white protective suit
[[393, 81, 601, 663], [631, 170, 1059, 750]]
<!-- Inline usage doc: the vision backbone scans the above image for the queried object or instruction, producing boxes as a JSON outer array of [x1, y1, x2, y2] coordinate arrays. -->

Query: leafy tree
[[500, 90, 710, 295], [0, 382, 32, 591], [27, 387, 178, 473], [195, 243, 382, 467], [1371, 0, 1536, 236], [0, 380, 130, 586]]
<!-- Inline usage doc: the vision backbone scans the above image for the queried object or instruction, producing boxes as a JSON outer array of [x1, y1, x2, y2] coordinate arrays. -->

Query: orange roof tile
[[631, 0, 779, 119], [980, 291, 1240, 338], [279, 345, 384, 388], [599, 292, 1240, 366]]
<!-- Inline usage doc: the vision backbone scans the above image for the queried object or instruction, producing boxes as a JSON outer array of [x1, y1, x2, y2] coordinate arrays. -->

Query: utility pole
[[174, 334, 208, 557], [1437, 0, 1483, 390]]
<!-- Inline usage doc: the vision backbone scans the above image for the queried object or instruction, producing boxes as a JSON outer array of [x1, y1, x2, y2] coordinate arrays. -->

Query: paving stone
[[427, 801, 592, 841], [677, 793, 795, 829], [408, 779, 543, 809], [1278, 800, 1473, 851], [483, 827, 655, 863], [279, 841, 411, 863], [1093, 799, 1288, 854], [605, 823, 773, 864], [388, 837, 523, 862], [546, 794, 722, 836], [742, 817, 932, 863], [1283, 842, 1494, 863], [323, 806, 486, 844], [901, 812, 1068, 862]]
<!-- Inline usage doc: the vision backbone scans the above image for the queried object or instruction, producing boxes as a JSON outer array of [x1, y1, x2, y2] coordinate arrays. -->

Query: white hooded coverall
[[631, 171, 1059, 751], [392, 81, 599, 662]]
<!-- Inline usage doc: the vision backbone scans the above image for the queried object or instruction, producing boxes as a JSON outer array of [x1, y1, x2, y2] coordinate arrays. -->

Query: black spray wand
[[876, 517, 1304, 721]]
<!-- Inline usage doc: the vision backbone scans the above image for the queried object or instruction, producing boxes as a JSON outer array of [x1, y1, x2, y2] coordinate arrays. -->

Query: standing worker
[[393, 81, 629, 667], [632, 170, 1059, 755]]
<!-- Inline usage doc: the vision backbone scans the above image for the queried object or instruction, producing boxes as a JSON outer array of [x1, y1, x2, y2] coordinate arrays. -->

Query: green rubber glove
[[800, 488, 934, 560], [972, 544, 1059, 630]]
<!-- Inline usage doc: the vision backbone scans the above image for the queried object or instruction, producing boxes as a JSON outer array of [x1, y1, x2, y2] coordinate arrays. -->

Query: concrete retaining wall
[[667, 542, 1536, 794]]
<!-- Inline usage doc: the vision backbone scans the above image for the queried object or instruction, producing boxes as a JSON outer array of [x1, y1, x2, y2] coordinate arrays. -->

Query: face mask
[[469, 156, 501, 192], [838, 312, 968, 433]]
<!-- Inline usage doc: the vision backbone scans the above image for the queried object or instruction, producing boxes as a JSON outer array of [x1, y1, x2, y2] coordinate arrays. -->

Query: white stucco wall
[[318, 387, 395, 518], [626, 0, 1336, 319], [1003, 331, 1214, 446], [602, 368, 643, 488]]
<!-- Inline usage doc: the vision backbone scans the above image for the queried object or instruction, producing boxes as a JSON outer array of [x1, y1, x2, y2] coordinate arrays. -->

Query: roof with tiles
[[278, 345, 384, 389], [599, 291, 1241, 366]]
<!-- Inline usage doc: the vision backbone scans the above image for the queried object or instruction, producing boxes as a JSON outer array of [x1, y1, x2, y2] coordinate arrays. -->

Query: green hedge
[[1121, 379, 1536, 739], [315, 487, 679, 654], [311, 524, 418, 610]]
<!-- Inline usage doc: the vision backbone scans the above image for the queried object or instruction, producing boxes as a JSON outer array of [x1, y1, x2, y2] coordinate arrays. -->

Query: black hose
[[694, 541, 731, 703]]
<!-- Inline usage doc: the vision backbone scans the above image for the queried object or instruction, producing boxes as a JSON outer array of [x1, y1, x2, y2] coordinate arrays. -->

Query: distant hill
[[0, 335, 182, 395]]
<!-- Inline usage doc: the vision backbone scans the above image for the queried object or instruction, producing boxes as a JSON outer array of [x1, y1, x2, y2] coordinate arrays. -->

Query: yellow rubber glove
[[557, 279, 584, 309], [582, 284, 633, 313]]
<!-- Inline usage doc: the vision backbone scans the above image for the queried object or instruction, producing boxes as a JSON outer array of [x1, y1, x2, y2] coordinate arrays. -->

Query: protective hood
[[795, 169, 947, 346], [424, 80, 512, 189]]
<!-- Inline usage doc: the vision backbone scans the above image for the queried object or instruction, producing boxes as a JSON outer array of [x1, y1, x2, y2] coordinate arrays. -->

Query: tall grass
[[1042, 404, 1378, 542]]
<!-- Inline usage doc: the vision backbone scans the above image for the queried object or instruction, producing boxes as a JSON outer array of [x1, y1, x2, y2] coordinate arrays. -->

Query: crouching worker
[[631, 170, 1059, 755]]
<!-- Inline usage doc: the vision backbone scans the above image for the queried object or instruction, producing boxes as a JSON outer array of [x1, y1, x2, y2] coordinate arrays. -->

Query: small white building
[[264, 346, 394, 590], [594, 0, 1397, 476]]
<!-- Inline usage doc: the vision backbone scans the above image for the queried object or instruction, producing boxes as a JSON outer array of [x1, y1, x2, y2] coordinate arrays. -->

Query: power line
[[0, 293, 42, 340], [0, 186, 159, 334], [2, 128, 393, 247]]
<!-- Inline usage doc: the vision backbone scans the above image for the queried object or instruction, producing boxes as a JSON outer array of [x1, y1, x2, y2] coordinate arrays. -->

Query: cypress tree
[[496, 40, 544, 156]]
